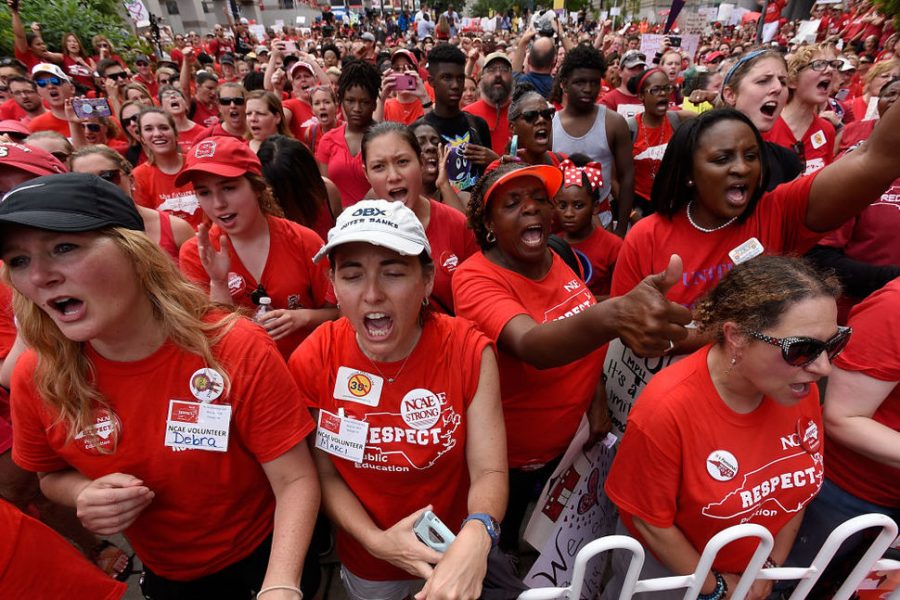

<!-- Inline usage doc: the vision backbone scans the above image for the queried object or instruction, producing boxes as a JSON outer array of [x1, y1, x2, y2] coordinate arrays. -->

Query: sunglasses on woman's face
[[747, 326, 852, 367], [107, 72, 130, 81], [97, 169, 122, 184], [121, 115, 139, 128], [518, 108, 555, 124], [218, 96, 246, 106], [82, 123, 102, 133]]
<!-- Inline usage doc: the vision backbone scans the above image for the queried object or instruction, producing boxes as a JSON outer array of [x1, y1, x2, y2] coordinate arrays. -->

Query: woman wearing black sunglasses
[[196, 82, 248, 141], [507, 86, 564, 167], [604, 255, 845, 600]]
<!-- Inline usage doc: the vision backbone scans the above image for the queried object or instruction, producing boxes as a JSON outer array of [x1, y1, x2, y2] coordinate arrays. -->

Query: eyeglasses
[[35, 77, 63, 87], [484, 64, 511, 75], [51, 151, 70, 162], [82, 123, 103, 132], [158, 77, 174, 85], [106, 72, 130, 81], [517, 108, 555, 124], [250, 283, 269, 306], [11, 88, 37, 96], [121, 115, 139, 128], [647, 84, 675, 96], [802, 59, 842, 72], [136, 61, 149, 67], [218, 96, 246, 106], [97, 169, 122, 184], [747, 326, 852, 367]]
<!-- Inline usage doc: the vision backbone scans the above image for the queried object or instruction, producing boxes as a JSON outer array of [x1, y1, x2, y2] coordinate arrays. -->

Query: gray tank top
[[552, 105, 613, 202]]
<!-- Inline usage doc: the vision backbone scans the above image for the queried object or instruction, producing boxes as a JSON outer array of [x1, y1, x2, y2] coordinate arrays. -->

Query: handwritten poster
[[523, 419, 618, 598]]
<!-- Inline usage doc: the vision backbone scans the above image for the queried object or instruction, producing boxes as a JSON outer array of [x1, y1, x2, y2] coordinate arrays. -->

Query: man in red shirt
[[132, 54, 159, 98], [601, 50, 647, 118], [2, 77, 45, 123], [26, 64, 75, 137], [463, 52, 513, 156]]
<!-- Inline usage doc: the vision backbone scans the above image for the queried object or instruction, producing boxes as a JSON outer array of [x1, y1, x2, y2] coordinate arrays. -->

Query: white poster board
[[523, 419, 619, 598], [123, 0, 150, 28], [680, 12, 707, 34], [249, 24, 267, 40], [700, 6, 719, 22], [640, 33, 700, 63], [795, 19, 821, 43], [274, 19, 285, 29]]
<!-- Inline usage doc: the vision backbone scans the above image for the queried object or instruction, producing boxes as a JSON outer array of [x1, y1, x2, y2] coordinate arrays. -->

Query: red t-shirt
[[452, 252, 603, 467], [632, 113, 675, 200], [764, 0, 786, 23], [606, 345, 824, 573], [284, 98, 314, 141], [569, 226, 623, 298], [0, 98, 27, 122], [426, 199, 478, 314], [194, 122, 247, 143], [600, 88, 644, 119], [383, 98, 424, 126], [0, 499, 126, 598], [826, 278, 900, 507], [13, 48, 41, 73], [11, 318, 314, 580], [177, 123, 207, 152], [26, 111, 70, 137], [179, 216, 335, 359], [62, 56, 96, 90], [191, 100, 219, 128], [611, 173, 822, 308], [133, 73, 159, 99], [315, 124, 370, 208], [288, 314, 491, 581], [463, 99, 511, 156], [764, 115, 836, 176], [132, 162, 203, 229]]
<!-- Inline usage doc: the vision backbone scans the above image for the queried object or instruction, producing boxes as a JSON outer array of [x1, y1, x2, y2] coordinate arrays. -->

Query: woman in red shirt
[[60, 32, 96, 92], [289, 199, 506, 600], [0, 173, 319, 598], [604, 256, 844, 599], [157, 86, 203, 152]]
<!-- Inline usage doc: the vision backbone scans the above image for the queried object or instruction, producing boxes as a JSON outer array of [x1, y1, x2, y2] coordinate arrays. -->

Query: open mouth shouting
[[215, 212, 238, 229], [533, 126, 550, 147], [363, 312, 393, 339], [759, 100, 779, 118], [724, 182, 749, 209], [48, 296, 86, 322], [387, 186, 410, 205], [521, 223, 545, 248]]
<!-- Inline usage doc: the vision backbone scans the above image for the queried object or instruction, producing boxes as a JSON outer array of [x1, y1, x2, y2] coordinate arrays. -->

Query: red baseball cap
[[0, 120, 31, 138], [391, 48, 419, 68], [0, 142, 68, 177], [175, 136, 262, 186]]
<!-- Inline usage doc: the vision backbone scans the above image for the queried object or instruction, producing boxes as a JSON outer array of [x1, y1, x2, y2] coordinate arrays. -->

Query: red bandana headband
[[560, 158, 604, 192]]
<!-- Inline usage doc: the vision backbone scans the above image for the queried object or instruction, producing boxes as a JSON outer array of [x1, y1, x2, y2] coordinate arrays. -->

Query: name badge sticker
[[729, 237, 764, 265], [316, 409, 369, 463], [334, 366, 383, 407], [164, 399, 231, 452], [810, 130, 827, 149]]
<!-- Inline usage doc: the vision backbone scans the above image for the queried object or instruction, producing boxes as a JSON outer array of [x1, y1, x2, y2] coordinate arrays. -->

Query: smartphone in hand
[[413, 510, 456, 553], [73, 97, 112, 119]]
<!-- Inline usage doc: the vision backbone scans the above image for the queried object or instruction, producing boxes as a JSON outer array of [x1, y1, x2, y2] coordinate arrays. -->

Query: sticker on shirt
[[616, 104, 645, 119], [334, 367, 384, 407], [189, 368, 225, 402], [316, 409, 368, 463], [809, 130, 827, 150], [440, 251, 459, 275], [74, 409, 122, 455], [634, 143, 668, 161], [804, 157, 825, 175], [728, 237, 764, 266], [164, 399, 231, 453], [796, 418, 820, 454], [400, 389, 443, 430], [706, 449, 739, 481], [227, 272, 246, 296]]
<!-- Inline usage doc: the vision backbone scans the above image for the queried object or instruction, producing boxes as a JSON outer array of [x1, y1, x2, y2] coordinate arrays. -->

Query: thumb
[[648, 254, 683, 296], [402, 504, 434, 527]]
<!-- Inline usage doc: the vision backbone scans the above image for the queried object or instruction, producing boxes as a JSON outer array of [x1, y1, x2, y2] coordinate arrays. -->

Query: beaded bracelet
[[697, 572, 727, 600]]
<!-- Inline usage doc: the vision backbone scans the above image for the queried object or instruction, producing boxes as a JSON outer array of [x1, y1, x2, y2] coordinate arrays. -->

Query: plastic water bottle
[[255, 296, 273, 322]]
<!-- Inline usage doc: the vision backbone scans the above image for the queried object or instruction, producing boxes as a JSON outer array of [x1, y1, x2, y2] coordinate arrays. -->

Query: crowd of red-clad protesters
[[0, 0, 899, 596]]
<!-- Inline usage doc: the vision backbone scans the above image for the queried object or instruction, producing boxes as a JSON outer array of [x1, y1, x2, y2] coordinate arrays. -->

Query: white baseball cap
[[31, 63, 71, 82], [314, 200, 431, 262]]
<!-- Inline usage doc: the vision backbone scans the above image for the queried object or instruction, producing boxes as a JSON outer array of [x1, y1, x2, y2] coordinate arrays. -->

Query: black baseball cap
[[0, 173, 144, 232]]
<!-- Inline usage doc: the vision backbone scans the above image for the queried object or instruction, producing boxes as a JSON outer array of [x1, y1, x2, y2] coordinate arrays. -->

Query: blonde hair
[[864, 59, 899, 92], [3, 228, 240, 447], [245, 90, 291, 140]]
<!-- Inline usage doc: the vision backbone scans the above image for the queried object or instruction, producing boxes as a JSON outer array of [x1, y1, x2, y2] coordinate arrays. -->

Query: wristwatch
[[462, 513, 501, 547]]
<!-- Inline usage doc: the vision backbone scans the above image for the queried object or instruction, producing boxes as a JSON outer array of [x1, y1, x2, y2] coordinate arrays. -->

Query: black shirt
[[421, 111, 492, 190], [765, 140, 805, 191]]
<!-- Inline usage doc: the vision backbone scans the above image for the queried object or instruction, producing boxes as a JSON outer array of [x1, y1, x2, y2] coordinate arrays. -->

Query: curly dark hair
[[651, 108, 768, 221], [694, 255, 841, 344], [321, 43, 341, 62], [426, 43, 466, 75], [557, 44, 606, 84], [337, 58, 381, 103], [467, 162, 531, 251]]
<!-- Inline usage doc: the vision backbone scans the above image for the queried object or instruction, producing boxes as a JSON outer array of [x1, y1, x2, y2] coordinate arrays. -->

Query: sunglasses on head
[[747, 326, 852, 367], [218, 96, 246, 106], [250, 284, 269, 306], [518, 108, 555, 124], [97, 169, 122, 184], [107, 72, 130, 81], [82, 123, 102, 132], [35, 77, 62, 87]]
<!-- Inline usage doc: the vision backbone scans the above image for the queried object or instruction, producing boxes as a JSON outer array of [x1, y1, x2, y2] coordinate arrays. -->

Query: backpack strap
[[626, 115, 638, 143]]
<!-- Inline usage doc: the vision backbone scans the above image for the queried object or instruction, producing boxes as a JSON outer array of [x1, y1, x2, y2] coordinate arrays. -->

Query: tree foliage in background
[[0, 0, 137, 58], [873, 0, 899, 30]]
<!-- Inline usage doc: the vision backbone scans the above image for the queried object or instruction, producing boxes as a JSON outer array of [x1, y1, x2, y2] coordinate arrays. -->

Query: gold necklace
[[355, 329, 421, 383]]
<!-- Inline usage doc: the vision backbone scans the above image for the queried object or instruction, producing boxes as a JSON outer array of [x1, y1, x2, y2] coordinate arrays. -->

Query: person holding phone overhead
[[375, 49, 433, 126]]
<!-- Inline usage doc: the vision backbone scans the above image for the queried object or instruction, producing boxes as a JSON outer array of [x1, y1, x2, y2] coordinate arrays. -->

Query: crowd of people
[[0, 0, 899, 597]]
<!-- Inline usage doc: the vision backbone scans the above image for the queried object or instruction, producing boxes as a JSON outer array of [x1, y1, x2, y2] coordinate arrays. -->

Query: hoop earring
[[486, 230, 496, 243], [422, 297, 429, 307]]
